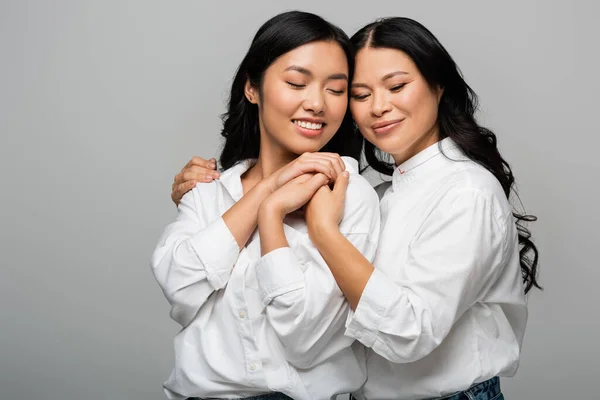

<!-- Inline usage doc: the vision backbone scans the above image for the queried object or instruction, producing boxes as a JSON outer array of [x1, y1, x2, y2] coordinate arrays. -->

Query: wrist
[[260, 175, 279, 195], [258, 199, 286, 223], [308, 221, 341, 245]]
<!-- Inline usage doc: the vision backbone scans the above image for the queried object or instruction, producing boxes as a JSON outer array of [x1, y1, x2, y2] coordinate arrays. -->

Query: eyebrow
[[351, 70, 408, 89], [382, 70, 408, 81], [284, 65, 348, 81]]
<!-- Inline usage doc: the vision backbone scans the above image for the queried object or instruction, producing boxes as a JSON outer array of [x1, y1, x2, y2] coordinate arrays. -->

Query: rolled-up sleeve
[[345, 188, 508, 363], [150, 185, 239, 327]]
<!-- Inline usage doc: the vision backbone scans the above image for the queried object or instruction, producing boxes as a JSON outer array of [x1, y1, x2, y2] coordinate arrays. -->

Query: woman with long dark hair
[[151, 11, 380, 400], [306, 18, 540, 400], [170, 16, 540, 400]]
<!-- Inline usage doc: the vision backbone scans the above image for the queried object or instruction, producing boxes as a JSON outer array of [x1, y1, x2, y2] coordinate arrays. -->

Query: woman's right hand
[[171, 157, 220, 205], [266, 152, 346, 193]]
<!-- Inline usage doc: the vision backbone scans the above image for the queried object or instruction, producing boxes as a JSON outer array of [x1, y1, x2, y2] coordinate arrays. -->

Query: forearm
[[222, 180, 273, 249], [311, 226, 374, 309], [257, 204, 288, 256]]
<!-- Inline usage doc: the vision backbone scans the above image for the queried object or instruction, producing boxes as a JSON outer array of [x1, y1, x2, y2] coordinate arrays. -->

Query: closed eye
[[390, 84, 406, 92], [351, 93, 370, 101], [287, 82, 305, 89]]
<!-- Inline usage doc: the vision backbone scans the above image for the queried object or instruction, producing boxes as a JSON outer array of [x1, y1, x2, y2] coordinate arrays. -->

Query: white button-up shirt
[[151, 157, 380, 400], [347, 138, 527, 400]]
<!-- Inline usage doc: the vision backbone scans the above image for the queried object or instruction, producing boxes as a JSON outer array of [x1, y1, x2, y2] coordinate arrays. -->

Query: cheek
[[350, 101, 368, 126], [328, 96, 348, 123], [262, 83, 301, 116], [399, 87, 439, 127], [415, 94, 439, 127], [350, 101, 370, 135]]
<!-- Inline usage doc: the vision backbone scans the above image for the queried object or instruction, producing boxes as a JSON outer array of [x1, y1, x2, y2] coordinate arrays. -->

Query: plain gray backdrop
[[1, 1, 598, 399]]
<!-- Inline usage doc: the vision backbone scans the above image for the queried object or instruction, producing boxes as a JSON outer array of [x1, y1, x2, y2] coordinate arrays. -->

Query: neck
[[392, 124, 440, 166], [242, 127, 297, 189]]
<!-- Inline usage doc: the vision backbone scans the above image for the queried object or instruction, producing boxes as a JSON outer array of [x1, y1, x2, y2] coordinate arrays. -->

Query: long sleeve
[[345, 188, 510, 363], [256, 175, 380, 369], [150, 184, 240, 327]]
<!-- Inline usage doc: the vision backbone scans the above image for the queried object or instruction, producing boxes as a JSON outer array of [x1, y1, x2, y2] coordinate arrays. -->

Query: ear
[[435, 85, 444, 103], [244, 78, 259, 104]]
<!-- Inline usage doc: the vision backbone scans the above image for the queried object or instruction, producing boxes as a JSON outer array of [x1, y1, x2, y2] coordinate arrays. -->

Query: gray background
[[1, 1, 597, 399]]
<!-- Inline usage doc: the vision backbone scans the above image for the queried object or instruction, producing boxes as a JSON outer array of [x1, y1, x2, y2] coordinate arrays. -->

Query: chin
[[289, 139, 329, 154], [292, 145, 324, 155]]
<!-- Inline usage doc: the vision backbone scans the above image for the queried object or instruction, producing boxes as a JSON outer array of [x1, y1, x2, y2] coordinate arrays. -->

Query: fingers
[[297, 160, 337, 181], [295, 153, 344, 179], [272, 152, 344, 190], [175, 165, 220, 187], [293, 173, 329, 209], [184, 165, 220, 182], [315, 153, 346, 176], [307, 173, 330, 193], [171, 180, 196, 206], [184, 156, 217, 170], [333, 171, 350, 200]]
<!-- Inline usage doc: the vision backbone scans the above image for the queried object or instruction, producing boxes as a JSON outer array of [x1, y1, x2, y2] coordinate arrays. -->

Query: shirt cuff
[[345, 268, 397, 347], [189, 217, 239, 290], [255, 247, 305, 306]]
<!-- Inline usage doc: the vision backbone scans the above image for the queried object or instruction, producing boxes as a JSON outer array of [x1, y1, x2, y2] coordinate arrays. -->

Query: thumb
[[332, 171, 350, 201]]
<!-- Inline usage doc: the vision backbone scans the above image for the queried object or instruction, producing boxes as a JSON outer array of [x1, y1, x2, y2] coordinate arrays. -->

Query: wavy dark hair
[[352, 17, 540, 293], [219, 11, 361, 170]]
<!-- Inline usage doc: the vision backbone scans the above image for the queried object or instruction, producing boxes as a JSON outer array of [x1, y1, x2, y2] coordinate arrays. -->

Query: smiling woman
[[350, 47, 442, 162], [244, 40, 350, 156], [149, 10, 380, 400]]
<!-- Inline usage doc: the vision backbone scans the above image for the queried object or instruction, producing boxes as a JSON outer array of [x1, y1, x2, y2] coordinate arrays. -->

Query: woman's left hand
[[306, 171, 349, 235]]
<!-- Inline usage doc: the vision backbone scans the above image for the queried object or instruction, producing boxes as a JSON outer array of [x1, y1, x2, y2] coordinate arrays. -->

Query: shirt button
[[249, 363, 257, 371], [239, 311, 246, 319]]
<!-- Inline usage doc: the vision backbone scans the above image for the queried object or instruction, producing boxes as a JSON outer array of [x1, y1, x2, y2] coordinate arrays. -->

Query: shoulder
[[341, 157, 379, 212], [178, 178, 225, 218], [440, 160, 512, 217]]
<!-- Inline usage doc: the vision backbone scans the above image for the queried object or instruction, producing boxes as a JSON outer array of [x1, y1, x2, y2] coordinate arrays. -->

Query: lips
[[293, 119, 324, 130], [371, 119, 404, 135], [292, 118, 326, 137]]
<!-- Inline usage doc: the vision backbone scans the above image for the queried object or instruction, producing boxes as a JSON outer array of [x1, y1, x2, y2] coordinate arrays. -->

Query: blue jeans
[[433, 377, 503, 400], [187, 393, 293, 400], [351, 376, 503, 400]]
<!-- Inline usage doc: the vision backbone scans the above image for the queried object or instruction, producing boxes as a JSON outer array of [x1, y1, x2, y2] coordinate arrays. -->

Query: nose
[[371, 91, 392, 117], [303, 87, 325, 115]]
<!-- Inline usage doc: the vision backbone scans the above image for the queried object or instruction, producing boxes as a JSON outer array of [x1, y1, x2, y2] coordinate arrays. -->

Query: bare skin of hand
[[171, 153, 346, 206], [305, 171, 349, 236], [258, 173, 330, 255], [171, 157, 220, 206]]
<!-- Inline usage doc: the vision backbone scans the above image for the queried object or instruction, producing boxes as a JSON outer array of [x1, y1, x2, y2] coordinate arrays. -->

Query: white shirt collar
[[392, 137, 466, 190], [217, 159, 256, 202]]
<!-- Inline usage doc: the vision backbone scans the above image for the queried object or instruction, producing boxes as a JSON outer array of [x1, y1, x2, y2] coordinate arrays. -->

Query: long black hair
[[352, 17, 541, 293], [219, 11, 361, 170]]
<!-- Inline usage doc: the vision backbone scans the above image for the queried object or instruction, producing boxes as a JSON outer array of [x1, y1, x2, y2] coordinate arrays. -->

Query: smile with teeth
[[293, 120, 323, 130]]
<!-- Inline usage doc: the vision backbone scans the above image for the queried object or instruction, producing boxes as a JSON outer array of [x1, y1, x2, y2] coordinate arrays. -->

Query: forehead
[[269, 40, 349, 74], [353, 47, 417, 79]]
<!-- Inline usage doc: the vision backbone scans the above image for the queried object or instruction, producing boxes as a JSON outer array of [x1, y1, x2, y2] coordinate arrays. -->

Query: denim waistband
[[434, 376, 501, 400], [350, 376, 502, 400], [188, 393, 293, 400]]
